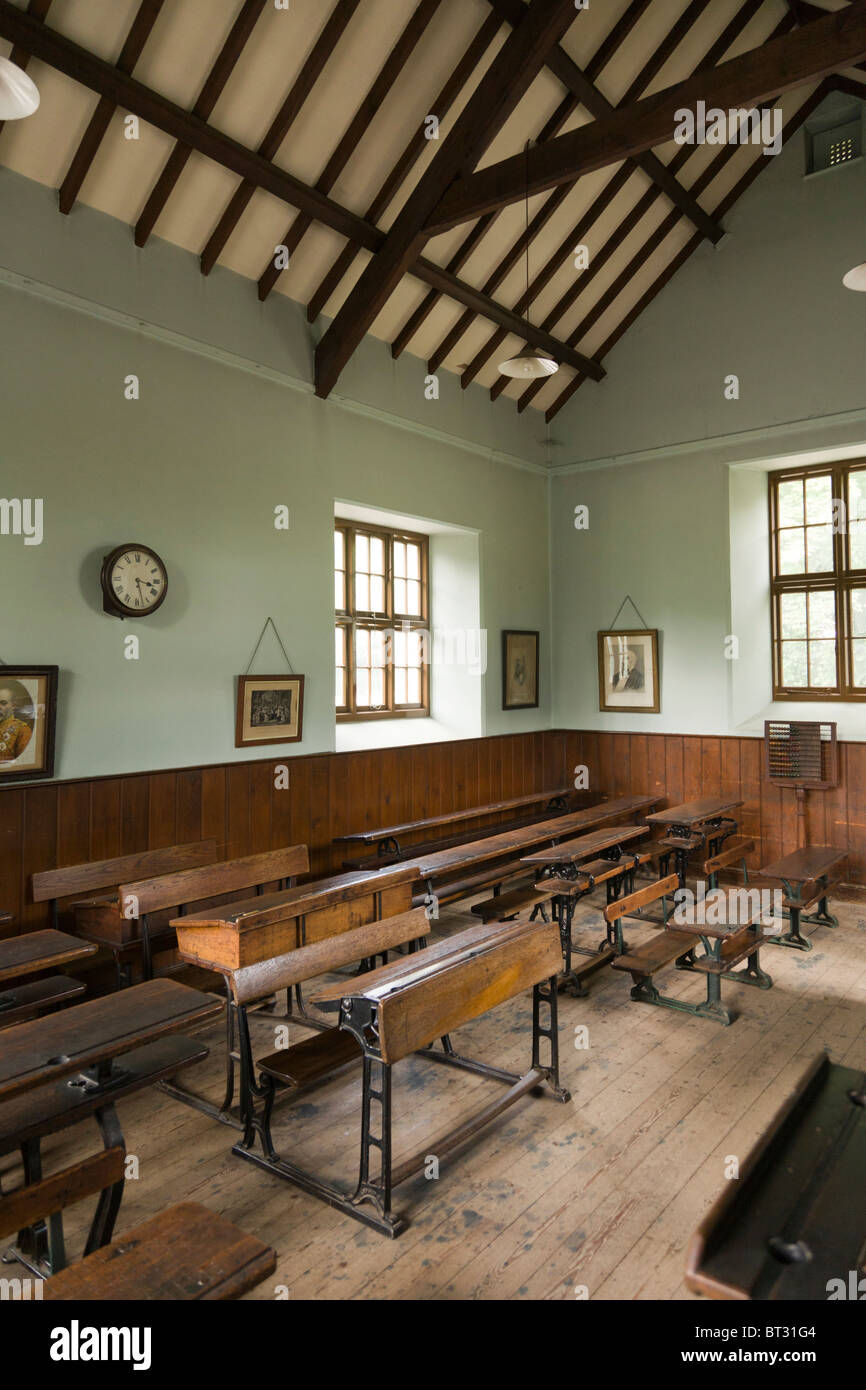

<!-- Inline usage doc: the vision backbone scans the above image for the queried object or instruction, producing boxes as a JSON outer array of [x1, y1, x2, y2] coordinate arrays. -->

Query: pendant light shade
[[0, 57, 40, 120], [843, 262, 866, 291], [498, 139, 559, 384], [497, 348, 559, 379]]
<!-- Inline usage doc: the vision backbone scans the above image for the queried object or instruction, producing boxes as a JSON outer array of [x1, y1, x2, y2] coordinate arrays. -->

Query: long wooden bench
[[0, 930, 97, 1029], [0, 1147, 275, 1299], [608, 877, 772, 1026], [31, 840, 219, 986], [334, 786, 580, 867], [116, 844, 309, 982], [402, 794, 661, 912], [230, 915, 569, 1236], [686, 1052, 866, 1299]]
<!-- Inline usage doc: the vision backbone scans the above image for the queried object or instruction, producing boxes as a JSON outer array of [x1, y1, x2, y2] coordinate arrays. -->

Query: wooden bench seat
[[612, 929, 695, 976], [257, 1029, 361, 1090], [690, 928, 764, 973], [0, 1147, 275, 1300], [414, 865, 529, 908], [0, 930, 97, 1029], [471, 883, 554, 922]]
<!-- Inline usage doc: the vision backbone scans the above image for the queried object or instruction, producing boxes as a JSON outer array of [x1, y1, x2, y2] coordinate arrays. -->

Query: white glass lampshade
[[0, 57, 40, 120], [497, 348, 559, 379], [842, 262, 866, 291]]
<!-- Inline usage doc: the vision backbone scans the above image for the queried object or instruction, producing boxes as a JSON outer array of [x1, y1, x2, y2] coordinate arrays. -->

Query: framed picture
[[597, 629, 660, 713], [0, 665, 58, 782], [502, 630, 539, 710], [235, 674, 305, 747]]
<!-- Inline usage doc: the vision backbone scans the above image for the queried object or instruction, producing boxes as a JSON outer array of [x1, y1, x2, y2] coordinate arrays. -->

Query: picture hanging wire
[[243, 617, 295, 675], [607, 596, 650, 631]]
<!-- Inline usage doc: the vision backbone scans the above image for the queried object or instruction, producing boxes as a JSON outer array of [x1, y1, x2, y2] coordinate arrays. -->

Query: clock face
[[103, 545, 167, 617]]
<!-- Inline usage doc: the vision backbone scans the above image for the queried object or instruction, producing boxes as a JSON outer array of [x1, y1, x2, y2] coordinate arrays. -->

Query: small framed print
[[0, 666, 58, 782], [597, 630, 660, 713], [235, 674, 305, 747], [502, 630, 539, 710]]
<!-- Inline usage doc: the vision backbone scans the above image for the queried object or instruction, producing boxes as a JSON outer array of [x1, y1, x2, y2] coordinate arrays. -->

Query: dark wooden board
[[31, 840, 218, 903], [0, 929, 97, 982], [646, 797, 743, 825], [757, 845, 847, 883], [520, 823, 647, 865], [334, 786, 575, 842]]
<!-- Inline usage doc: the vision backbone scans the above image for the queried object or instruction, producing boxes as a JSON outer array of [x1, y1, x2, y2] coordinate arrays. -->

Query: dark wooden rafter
[[428, 1, 866, 232], [799, 0, 866, 73], [0, 1, 598, 380], [388, 0, 654, 362], [314, 0, 588, 400], [503, 0, 782, 409], [258, 0, 443, 304], [58, 0, 165, 216], [456, 0, 729, 392], [0, 0, 52, 139], [542, 79, 833, 422], [488, 0, 721, 242], [306, 9, 502, 326], [134, 0, 266, 248], [200, 0, 363, 276], [833, 72, 866, 95]]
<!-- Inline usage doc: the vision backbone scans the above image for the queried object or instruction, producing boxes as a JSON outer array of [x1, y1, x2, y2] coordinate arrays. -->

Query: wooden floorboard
[[7, 891, 865, 1301]]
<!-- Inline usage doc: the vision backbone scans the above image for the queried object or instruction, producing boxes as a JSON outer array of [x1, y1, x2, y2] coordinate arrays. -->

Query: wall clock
[[101, 543, 168, 618]]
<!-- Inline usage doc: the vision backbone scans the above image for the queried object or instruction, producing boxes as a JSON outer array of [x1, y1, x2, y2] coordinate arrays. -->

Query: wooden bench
[[0, 930, 97, 1029], [116, 844, 309, 982], [230, 916, 569, 1237], [471, 883, 554, 922], [608, 877, 772, 1026], [31, 840, 219, 986], [703, 834, 755, 890], [756, 845, 847, 952], [685, 1052, 866, 1299], [0, 1147, 275, 1299], [403, 794, 661, 913], [334, 786, 579, 866]]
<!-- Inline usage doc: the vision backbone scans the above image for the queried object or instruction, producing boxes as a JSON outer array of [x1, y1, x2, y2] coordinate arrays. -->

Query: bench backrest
[[336, 918, 561, 1065], [231, 906, 431, 1004], [31, 840, 219, 904], [603, 872, 679, 923], [0, 1147, 124, 1243], [703, 836, 755, 876], [119, 845, 310, 918]]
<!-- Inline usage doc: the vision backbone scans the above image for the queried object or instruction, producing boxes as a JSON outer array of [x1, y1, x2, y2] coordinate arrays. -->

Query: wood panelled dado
[[549, 731, 865, 886], [0, 732, 559, 934]]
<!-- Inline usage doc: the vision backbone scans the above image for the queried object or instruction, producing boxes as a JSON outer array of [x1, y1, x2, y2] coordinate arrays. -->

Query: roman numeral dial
[[100, 543, 168, 619]]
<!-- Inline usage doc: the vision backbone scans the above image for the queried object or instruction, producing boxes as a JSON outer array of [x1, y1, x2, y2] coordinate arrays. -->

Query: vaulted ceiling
[[0, 0, 863, 420]]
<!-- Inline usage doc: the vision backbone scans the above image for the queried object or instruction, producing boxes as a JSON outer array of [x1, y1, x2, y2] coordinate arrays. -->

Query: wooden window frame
[[336, 521, 430, 721], [769, 458, 866, 701]]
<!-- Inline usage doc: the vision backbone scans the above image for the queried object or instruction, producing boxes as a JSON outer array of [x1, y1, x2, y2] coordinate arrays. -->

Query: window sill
[[335, 716, 456, 752]]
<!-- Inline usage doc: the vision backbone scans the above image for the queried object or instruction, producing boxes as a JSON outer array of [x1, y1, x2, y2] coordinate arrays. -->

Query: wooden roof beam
[[313, 0, 586, 399], [427, 1, 866, 232], [0, 2, 600, 380], [134, 0, 267, 248], [542, 80, 833, 422], [199, 0, 362, 276], [58, 0, 166, 216], [389, 0, 652, 363], [486, 0, 722, 243], [258, 0, 443, 303]]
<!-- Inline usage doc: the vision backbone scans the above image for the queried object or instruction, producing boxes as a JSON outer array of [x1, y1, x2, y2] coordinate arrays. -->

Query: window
[[335, 522, 429, 719], [769, 459, 866, 700]]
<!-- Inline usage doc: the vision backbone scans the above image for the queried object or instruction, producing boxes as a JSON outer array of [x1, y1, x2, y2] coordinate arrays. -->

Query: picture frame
[[502, 630, 539, 710], [0, 665, 58, 782], [235, 674, 305, 747], [597, 629, 660, 713]]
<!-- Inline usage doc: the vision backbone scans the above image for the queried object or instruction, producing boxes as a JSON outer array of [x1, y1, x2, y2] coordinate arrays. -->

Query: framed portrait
[[235, 674, 305, 747], [502, 630, 539, 710], [0, 665, 58, 782], [597, 629, 660, 713]]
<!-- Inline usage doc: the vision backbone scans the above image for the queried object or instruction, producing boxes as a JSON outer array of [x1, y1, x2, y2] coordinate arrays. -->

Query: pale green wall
[[551, 92, 866, 738], [0, 171, 552, 780]]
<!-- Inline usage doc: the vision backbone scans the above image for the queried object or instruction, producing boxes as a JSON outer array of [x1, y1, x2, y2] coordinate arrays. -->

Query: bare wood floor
[[6, 892, 866, 1301]]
